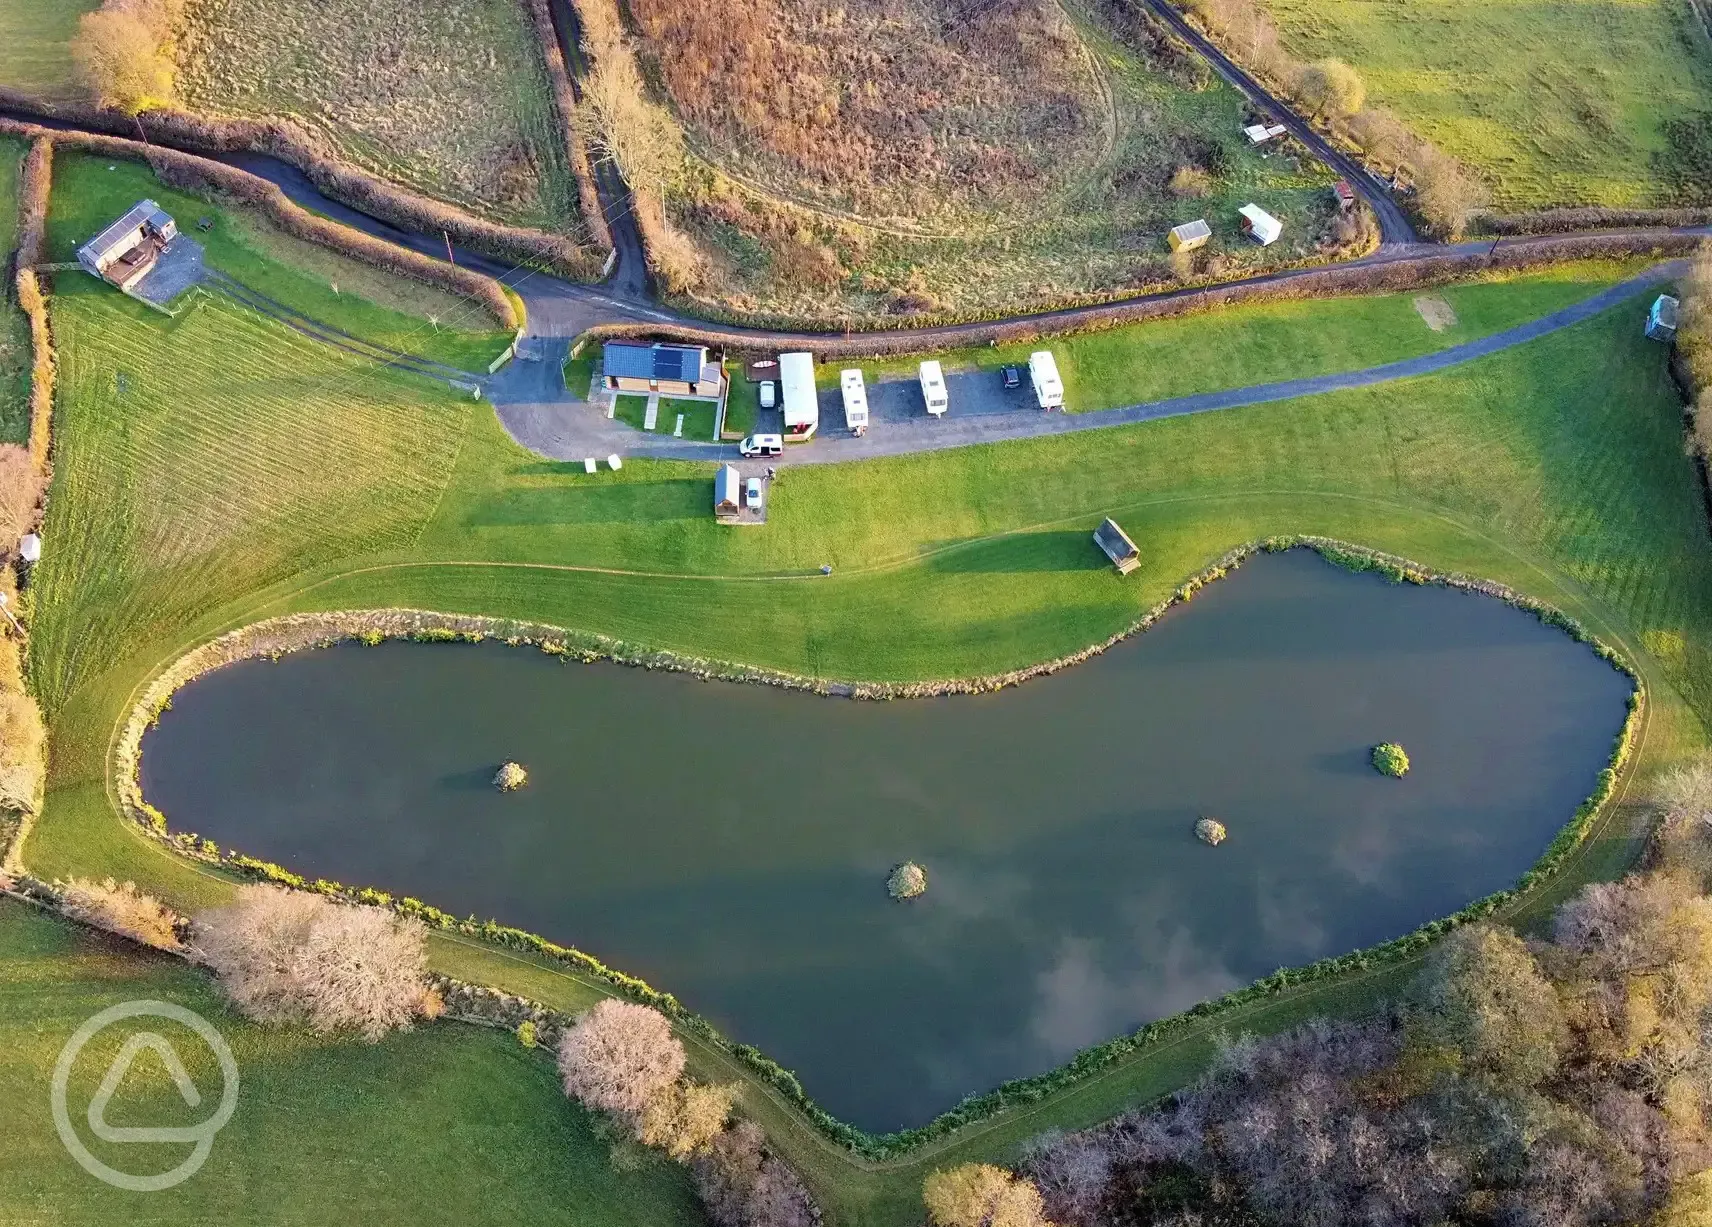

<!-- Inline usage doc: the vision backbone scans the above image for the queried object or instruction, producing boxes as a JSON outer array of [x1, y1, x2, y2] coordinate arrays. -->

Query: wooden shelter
[[1168, 219, 1212, 253], [1093, 518, 1140, 574]]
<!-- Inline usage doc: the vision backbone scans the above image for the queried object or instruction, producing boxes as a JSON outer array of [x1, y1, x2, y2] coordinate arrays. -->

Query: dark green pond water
[[141, 550, 1633, 1132]]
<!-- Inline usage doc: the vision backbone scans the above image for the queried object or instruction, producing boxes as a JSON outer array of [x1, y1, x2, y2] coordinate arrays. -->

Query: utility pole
[[444, 230, 456, 265]]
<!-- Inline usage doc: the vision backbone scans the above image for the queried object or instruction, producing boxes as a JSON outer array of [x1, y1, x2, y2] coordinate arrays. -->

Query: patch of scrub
[[1414, 294, 1459, 332]]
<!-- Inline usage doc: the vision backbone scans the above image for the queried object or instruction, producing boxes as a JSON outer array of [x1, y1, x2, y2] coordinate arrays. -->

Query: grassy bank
[[1259, 0, 1712, 208], [0, 0, 99, 102], [0, 897, 703, 1225], [45, 154, 513, 371], [17, 236, 1712, 1223], [0, 136, 29, 442], [175, 0, 584, 232]]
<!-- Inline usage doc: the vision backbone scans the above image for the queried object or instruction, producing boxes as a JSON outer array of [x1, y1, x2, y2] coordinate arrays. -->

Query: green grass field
[[46, 155, 514, 371], [0, 0, 99, 101], [0, 137, 30, 443], [14, 187, 1712, 1223], [0, 898, 702, 1226], [1260, 0, 1712, 209]]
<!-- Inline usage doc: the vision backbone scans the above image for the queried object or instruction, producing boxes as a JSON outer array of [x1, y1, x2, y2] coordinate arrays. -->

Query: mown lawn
[[17, 234, 1712, 1224], [861, 259, 1644, 412], [0, 0, 99, 101], [0, 898, 702, 1226], [1259, 0, 1712, 209], [45, 153, 515, 372], [0, 136, 30, 442]]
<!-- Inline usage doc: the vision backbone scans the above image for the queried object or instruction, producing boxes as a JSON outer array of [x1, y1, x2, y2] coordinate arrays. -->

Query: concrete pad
[[128, 237, 206, 311]]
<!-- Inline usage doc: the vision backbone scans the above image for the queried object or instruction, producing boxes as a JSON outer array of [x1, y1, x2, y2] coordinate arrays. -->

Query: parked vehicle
[[778, 352, 818, 439], [1000, 365, 1021, 390], [759, 380, 777, 410], [739, 433, 784, 457], [840, 368, 869, 435], [1028, 350, 1064, 410], [919, 360, 949, 417], [746, 477, 764, 512]]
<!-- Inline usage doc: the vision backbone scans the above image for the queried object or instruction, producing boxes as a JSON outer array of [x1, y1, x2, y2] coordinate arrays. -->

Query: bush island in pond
[[494, 760, 528, 791], [888, 862, 928, 900], [1195, 817, 1227, 846], [1372, 742, 1411, 777]]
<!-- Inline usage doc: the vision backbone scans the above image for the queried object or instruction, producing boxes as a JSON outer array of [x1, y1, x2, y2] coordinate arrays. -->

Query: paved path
[[493, 263, 1683, 467]]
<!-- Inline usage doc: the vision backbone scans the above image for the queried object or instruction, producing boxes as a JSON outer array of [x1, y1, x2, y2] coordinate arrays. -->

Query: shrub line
[[520, 0, 614, 253], [95, 538, 1642, 1159], [15, 137, 54, 473], [585, 233, 1698, 350]]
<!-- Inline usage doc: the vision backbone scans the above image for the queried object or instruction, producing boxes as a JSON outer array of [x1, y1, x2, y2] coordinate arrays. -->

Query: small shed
[[714, 464, 742, 518], [1238, 204, 1283, 247], [1646, 294, 1680, 343], [1093, 518, 1140, 574], [1333, 180, 1357, 213], [1167, 219, 1212, 253], [1243, 123, 1287, 146], [17, 533, 41, 564]]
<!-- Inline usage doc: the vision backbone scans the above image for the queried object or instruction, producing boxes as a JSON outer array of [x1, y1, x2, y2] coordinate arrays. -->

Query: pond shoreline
[[104, 536, 1645, 1157]]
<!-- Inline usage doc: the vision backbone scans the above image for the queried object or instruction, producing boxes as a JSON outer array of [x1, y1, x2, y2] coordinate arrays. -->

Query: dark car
[[1000, 365, 1021, 390]]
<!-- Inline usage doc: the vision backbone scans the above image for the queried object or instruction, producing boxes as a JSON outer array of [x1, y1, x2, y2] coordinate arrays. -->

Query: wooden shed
[[1646, 294, 1679, 343], [1093, 518, 1140, 574], [714, 464, 742, 519], [1332, 180, 1357, 213], [1168, 219, 1212, 253]]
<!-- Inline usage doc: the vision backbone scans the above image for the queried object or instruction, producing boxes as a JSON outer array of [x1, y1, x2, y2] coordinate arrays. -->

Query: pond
[[140, 550, 1634, 1132]]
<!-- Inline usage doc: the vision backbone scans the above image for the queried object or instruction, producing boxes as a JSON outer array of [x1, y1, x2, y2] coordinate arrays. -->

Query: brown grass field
[[175, 0, 587, 233], [658, 0, 1354, 321]]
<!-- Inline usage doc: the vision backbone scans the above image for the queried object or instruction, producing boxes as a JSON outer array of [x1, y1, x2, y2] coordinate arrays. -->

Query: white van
[[1028, 350, 1064, 410], [839, 369, 868, 435], [739, 433, 783, 457], [919, 360, 949, 417]]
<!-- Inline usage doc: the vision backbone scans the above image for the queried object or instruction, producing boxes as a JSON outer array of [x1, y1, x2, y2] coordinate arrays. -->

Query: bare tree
[[1294, 58, 1366, 119], [192, 885, 432, 1040], [1412, 147, 1485, 239], [62, 878, 181, 949], [637, 1080, 737, 1159], [70, 8, 173, 113], [557, 998, 686, 1117], [923, 1163, 1053, 1227], [693, 1121, 821, 1227], [1414, 923, 1567, 1085]]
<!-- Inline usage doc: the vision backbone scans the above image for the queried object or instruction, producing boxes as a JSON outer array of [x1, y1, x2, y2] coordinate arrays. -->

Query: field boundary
[[89, 538, 1644, 1160], [0, 88, 604, 282]]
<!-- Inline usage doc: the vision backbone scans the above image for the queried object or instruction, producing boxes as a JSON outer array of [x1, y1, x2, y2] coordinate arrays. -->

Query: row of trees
[[1680, 246, 1712, 460], [556, 998, 819, 1225], [1181, 0, 1484, 236], [1000, 756, 1712, 1227], [70, 0, 186, 114]]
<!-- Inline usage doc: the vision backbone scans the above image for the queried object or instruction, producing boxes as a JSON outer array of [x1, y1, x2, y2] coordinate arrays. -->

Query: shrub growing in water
[[1195, 817, 1227, 846], [494, 761, 528, 791], [888, 861, 928, 900], [1372, 742, 1410, 777], [192, 885, 434, 1040]]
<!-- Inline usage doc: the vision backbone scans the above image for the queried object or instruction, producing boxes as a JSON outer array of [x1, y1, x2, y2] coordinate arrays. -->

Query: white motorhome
[[1028, 350, 1064, 410], [839, 368, 868, 435], [919, 360, 949, 417], [778, 351, 818, 440]]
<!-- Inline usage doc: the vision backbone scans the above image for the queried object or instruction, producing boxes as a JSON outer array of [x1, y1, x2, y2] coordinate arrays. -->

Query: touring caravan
[[840, 368, 868, 435], [778, 351, 818, 440], [919, 360, 949, 417], [1028, 351, 1064, 410]]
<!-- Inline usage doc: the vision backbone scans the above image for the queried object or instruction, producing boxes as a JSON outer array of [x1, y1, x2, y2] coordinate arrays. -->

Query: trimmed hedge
[[1480, 207, 1712, 237], [0, 116, 522, 331], [110, 540, 1645, 1161], [15, 137, 54, 472], [584, 231, 1698, 355]]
